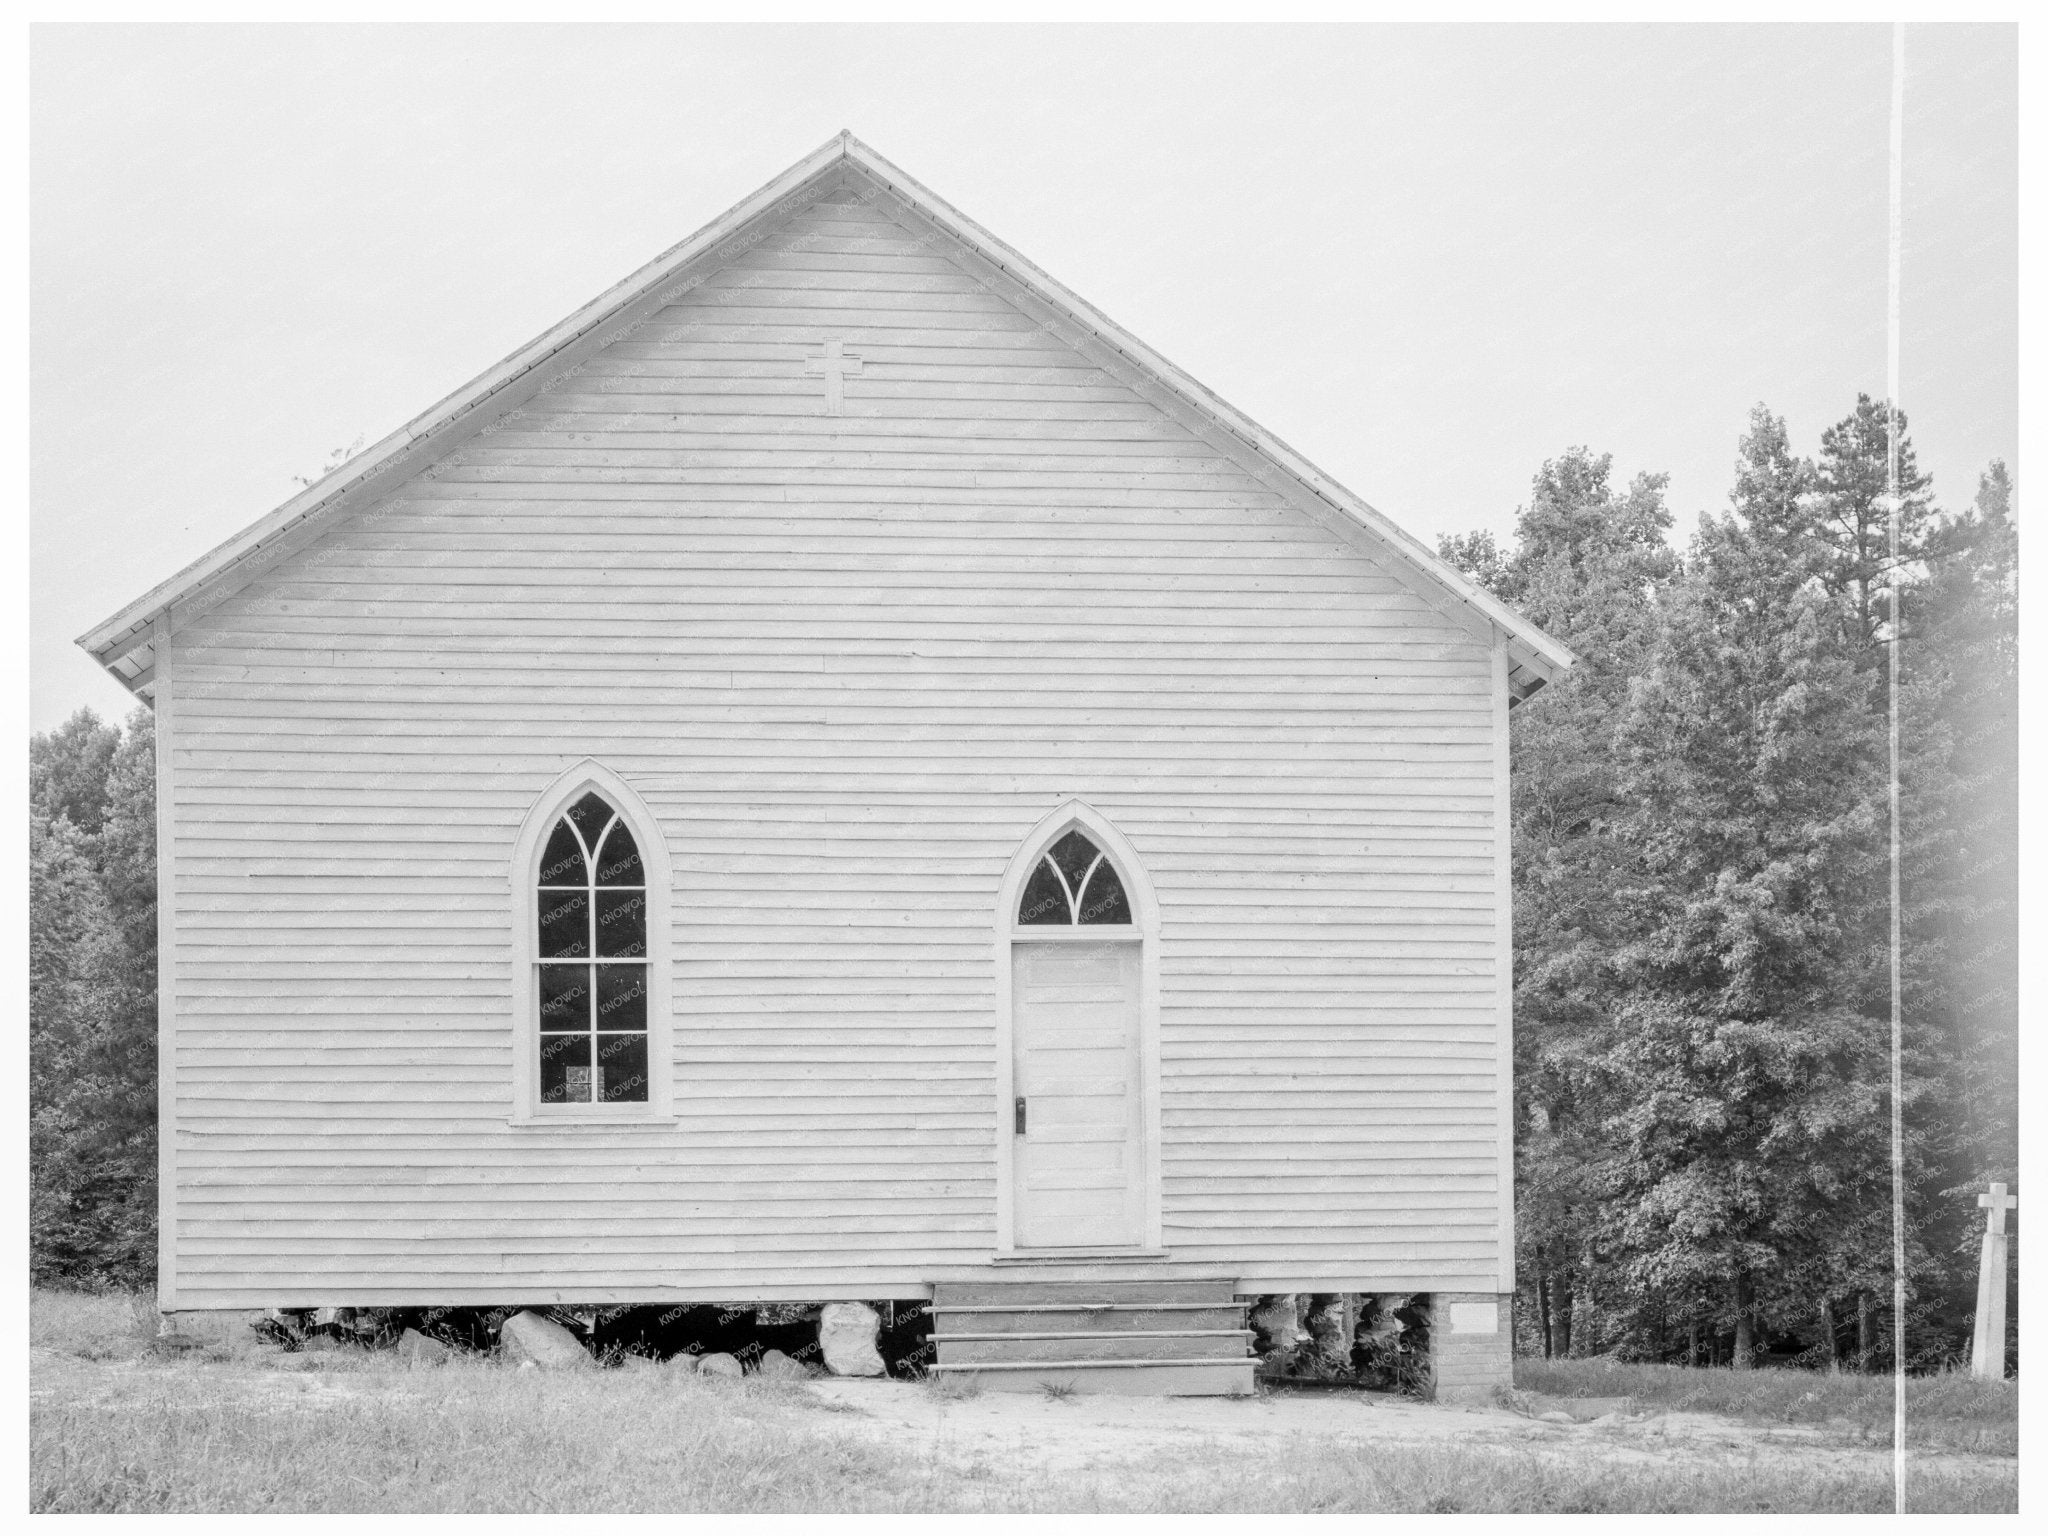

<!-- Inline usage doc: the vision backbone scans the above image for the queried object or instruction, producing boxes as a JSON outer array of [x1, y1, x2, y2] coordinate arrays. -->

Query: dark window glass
[[596, 1033, 650, 1103], [595, 888, 648, 957], [568, 792, 613, 849], [538, 964, 591, 1030], [538, 889, 590, 958], [595, 964, 648, 1032], [1018, 858, 1071, 925], [1048, 830, 1100, 893], [538, 820, 588, 887], [1077, 859, 1132, 925], [1018, 829, 1134, 926], [596, 823, 644, 887], [540, 1032, 592, 1103], [536, 789, 657, 1108]]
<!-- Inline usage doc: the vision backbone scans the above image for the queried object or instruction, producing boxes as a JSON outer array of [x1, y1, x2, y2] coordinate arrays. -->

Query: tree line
[[1442, 396, 2018, 1372], [29, 705, 158, 1289]]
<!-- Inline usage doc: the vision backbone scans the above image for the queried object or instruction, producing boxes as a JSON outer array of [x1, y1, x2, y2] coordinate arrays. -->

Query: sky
[[30, 23, 2017, 731]]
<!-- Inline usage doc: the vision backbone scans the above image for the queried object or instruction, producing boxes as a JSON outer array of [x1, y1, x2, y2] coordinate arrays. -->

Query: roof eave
[[77, 130, 862, 671], [839, 135, 1577, 683]]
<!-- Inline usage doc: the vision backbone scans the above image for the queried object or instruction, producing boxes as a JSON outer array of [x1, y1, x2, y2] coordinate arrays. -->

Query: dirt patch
[[804, 1377, 1546, 1476], [797, 1376, 2013, 1489]]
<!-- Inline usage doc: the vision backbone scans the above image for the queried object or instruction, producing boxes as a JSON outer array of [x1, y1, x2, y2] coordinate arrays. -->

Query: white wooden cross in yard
[[1970, 1181, 2017, 1381], [804, 338, 863, 417]]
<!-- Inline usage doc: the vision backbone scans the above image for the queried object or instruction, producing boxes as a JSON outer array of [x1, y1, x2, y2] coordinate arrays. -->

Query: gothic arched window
[[1016, 829, 1132, 926], [535, 791, 650, 1104]]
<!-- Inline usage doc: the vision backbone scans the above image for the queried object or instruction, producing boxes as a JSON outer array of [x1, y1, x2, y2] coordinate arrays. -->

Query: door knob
[[1014, 1096, 1027, 1135]]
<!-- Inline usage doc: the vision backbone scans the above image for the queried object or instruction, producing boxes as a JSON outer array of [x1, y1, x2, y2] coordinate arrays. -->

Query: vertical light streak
[[1886, 17, 1908, 1519]]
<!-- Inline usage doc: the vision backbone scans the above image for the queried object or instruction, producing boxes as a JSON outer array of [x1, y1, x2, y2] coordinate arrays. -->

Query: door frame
[[992, 799, 1163, 1256]]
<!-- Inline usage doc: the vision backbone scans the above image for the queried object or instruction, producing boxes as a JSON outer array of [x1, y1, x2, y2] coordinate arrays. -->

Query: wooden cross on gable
[[1979, 1181, 2017, 1235], [804, 338, 862, 417]]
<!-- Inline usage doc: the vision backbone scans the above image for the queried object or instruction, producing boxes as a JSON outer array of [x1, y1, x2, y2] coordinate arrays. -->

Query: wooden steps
[[929, 1277, 1254, 1395]]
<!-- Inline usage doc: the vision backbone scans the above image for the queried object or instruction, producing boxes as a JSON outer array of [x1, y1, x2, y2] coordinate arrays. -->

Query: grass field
[[1514, 1354, 2019, 1456], [28, 1291, 2019, 1514]]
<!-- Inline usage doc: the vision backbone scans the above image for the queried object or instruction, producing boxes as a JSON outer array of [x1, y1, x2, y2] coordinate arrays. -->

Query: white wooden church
[[81, 134, 1572, 1396]]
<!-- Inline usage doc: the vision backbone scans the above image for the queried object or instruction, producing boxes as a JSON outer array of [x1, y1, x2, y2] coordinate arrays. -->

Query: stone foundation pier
[[1430, 1292, 1511, 1403]]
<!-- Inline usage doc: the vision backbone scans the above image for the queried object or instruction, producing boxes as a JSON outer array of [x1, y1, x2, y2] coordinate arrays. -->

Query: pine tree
[[1913, 462, 2018, 1183], [1442, 448, 1676, 1355], [1811, 394, 1935, 660], [1891, 462, 2020, 1364], [1604, 495, 1900, 1367], [1441, 409, 2007, 1372]]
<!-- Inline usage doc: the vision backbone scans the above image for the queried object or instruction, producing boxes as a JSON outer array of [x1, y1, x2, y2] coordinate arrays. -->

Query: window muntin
[[1015, 829, 1132, 926], [536, 790, 649, 1104]]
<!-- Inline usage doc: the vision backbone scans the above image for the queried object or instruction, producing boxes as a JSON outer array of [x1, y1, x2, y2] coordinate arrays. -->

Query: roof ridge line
[[835, 137, 1575, 676], [75, 133, 862, 660], [78, 132, 1575, 694]]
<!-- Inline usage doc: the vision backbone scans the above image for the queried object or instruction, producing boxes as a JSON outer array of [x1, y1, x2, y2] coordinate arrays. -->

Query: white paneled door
[[1011, 939, 1144, 1249]]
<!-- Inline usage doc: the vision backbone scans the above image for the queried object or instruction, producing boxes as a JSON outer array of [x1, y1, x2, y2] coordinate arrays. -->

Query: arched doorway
[[995, 803, 1161, 1253]]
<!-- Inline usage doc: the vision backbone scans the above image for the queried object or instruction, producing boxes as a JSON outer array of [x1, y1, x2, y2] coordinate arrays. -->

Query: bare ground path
[[801, 1374, 2012, 1494]]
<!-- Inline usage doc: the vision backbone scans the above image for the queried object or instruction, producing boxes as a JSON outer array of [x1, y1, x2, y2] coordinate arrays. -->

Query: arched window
[[535, 790, 649, 1104], [1016, 828, 1132, 926]]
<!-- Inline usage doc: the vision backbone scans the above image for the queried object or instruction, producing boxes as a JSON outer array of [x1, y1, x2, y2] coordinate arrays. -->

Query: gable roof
[[78, 131, 1575, 703]]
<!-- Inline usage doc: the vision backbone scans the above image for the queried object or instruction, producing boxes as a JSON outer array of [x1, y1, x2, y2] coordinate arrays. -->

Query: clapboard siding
[[158, 187, 1508, 1306]]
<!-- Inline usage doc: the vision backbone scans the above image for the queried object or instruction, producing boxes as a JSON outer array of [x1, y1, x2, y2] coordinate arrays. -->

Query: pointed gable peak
[[79, 132, 1574, 701]]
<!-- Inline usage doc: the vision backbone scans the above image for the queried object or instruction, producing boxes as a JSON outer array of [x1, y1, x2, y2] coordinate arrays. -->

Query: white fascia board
[[77, 132, 859, 668]]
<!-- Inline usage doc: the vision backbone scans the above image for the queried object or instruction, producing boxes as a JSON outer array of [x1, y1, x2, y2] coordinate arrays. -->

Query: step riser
[[934, 1280, 1236, 1306], [939, 1334, 1250, 1364], [935, 1362, 1255, 1396], [931, 1306, 1245, 1334], [928, 1277, 1250, 1395]]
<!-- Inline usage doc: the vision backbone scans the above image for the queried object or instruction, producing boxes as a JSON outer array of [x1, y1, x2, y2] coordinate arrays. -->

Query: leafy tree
[[1438, 529, 1508, 593], [30, 812, 155, 1288], [30, 709, 121, 836], [28, 707, 158, 1290], [98, 709, 158, 988], [29, 815, 121, 1080]]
